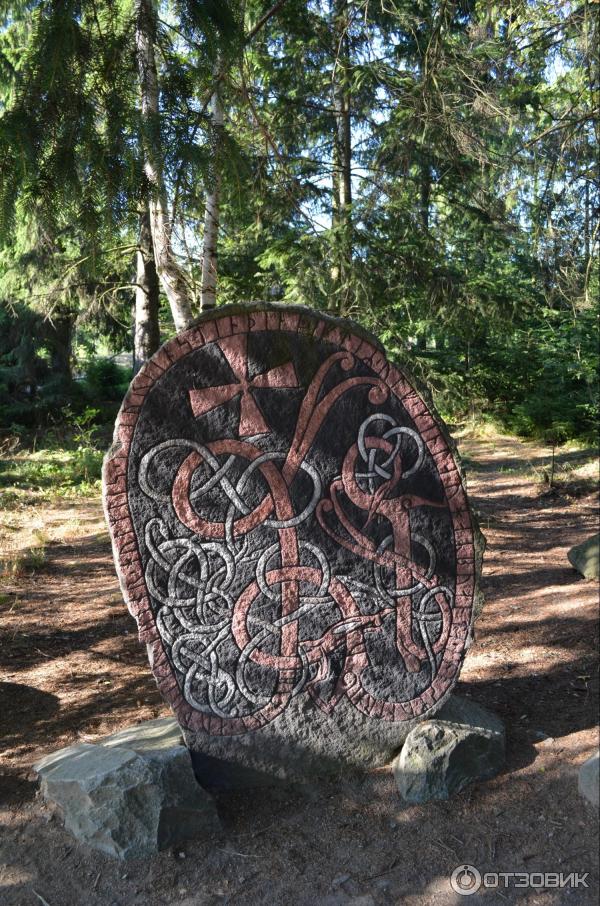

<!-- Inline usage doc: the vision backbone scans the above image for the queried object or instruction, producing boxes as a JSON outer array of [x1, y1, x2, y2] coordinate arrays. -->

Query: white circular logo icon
[[450, 865, 482, 896]]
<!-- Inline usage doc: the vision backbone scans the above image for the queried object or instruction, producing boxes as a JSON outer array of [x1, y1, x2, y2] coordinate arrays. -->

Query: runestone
[[104, 304, 483, 778]]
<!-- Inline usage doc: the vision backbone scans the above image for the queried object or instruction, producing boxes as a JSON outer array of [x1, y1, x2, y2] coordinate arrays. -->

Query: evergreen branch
[[171, 0, 292, 222], [235, 61, 327, 236]]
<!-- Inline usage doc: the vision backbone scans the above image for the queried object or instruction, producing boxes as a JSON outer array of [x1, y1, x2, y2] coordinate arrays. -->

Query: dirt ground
[[0, 431, 598, 906]]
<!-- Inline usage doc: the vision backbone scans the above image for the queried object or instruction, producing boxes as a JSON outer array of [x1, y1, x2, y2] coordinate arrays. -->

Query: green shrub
[[82, 358, 131, 401]]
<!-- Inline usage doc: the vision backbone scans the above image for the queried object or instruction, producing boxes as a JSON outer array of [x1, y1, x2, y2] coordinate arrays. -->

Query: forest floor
[[0, 429, 598, 906]]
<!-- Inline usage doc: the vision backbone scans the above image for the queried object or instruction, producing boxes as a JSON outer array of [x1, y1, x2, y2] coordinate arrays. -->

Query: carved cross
[[189, 334, 298, 436]]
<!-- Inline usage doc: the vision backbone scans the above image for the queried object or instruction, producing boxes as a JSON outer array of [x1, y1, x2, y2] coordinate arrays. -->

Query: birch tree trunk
[[135, 0, 195, 332], [420, 161, 431, 233], [330, 0, 353, 316], [200, 80, 224, 311], [133, 201, 160, 373]]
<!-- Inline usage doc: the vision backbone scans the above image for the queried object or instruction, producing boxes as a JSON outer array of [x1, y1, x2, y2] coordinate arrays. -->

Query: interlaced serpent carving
[[136, 340, 455, 734], [104, 310, 476, 737]]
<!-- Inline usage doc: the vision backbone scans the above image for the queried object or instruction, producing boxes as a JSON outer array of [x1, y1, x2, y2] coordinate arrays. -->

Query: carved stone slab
[[103, 304, 483, 778]]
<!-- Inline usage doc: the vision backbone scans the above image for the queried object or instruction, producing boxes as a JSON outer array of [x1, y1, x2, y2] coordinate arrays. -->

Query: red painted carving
[[189, 334, 299, 436]]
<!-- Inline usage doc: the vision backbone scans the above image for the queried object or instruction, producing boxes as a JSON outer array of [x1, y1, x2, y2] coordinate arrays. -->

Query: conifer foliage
[[0, 1, 597, 440]]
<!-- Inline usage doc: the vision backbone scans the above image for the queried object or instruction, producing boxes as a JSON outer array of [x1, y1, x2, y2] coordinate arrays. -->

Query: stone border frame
[[103, 303, 483, 733]]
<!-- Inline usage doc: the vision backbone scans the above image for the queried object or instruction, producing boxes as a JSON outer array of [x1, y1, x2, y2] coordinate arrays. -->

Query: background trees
[[0, 0, 597, 441]]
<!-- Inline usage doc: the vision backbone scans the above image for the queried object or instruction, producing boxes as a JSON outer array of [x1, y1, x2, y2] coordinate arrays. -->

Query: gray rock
[[393, 696, 505, 803], [34, 717, 220, 859], [100, 715, 184, 752], [568, 534, 600, 579], [578, 752, 599, 807]]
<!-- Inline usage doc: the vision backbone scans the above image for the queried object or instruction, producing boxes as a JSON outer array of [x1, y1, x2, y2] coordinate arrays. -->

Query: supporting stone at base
[[34, 717, 220, 860], [392, 696, 505, 803]]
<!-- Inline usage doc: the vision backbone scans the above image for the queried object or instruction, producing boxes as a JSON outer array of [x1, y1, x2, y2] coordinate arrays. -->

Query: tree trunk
[[200, 79, 224, 311], [330, 0, 352, 315], [135, 0, 195, 332], [134, 202, 160, 372], [584, 178, 590, 263], [48, 309, 74, 381], [420, 161, 431, 233]]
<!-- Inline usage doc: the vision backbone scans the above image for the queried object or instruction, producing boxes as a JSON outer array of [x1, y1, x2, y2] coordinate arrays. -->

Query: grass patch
[[0, 446, 103, 506], [0, 433, 104, 577], [1, 534, 47, 577], [535, 455, 599, 498], [1, 545, 47, 577]]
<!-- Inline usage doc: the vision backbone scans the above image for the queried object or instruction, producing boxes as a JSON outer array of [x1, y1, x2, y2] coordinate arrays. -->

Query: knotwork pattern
[[104, 309, 477, 736]]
